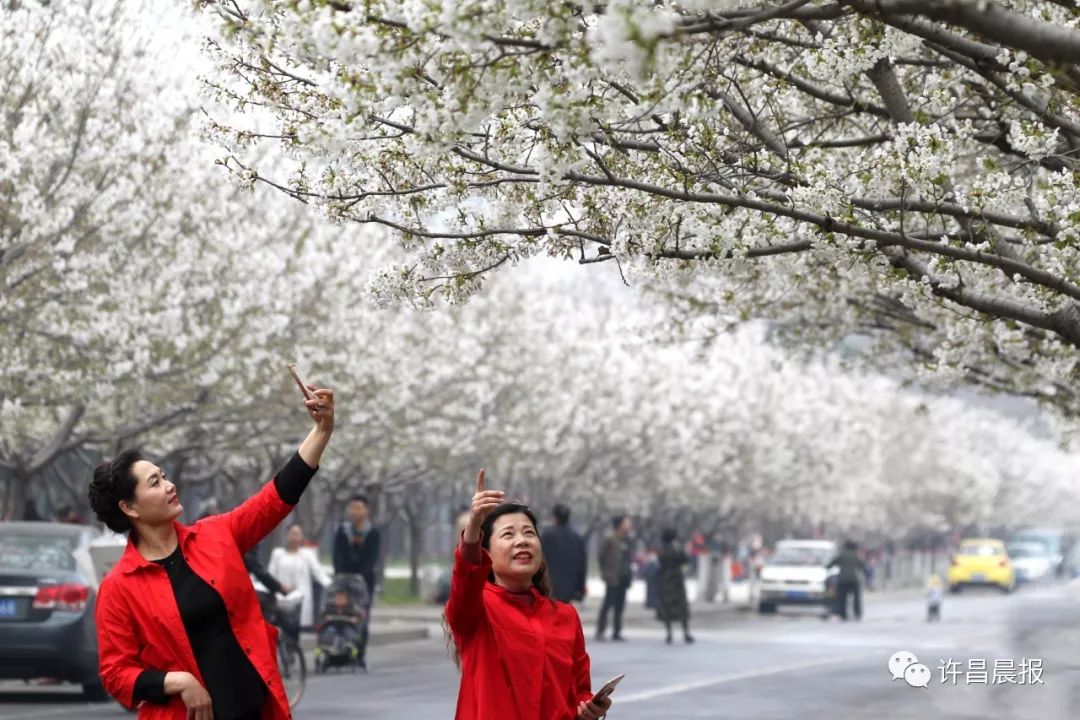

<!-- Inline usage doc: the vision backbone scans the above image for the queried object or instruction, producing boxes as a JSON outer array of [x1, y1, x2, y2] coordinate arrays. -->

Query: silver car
[[0, 522, 106, 700]]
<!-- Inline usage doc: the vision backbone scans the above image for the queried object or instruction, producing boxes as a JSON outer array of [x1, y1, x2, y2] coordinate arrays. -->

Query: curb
[[298, 624, 430, 652]]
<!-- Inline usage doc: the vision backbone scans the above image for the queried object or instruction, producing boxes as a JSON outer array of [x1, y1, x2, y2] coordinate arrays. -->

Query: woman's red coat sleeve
[[95, 576, 144, 711], [222, 478, 296, 555], [445, 540, 491, 639]]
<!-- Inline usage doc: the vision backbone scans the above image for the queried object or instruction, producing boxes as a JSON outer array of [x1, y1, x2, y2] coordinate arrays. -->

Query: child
[[318, 590, 364, 647], [926, 574, 944, 622]]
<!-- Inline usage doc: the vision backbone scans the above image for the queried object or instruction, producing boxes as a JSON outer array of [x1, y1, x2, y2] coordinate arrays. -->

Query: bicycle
[[255, 584, 307, 709]]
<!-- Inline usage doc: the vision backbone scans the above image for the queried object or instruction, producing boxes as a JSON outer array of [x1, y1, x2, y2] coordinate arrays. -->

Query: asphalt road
[[2, 580, 1077, 719]]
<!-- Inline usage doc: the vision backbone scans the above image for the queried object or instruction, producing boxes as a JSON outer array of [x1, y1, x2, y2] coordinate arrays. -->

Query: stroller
[[313, 574, 370, 673]]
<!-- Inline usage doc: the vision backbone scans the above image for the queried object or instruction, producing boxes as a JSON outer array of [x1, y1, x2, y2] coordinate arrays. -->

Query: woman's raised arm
[[444, 470, 504, 638], [225, 386, 335, 553]]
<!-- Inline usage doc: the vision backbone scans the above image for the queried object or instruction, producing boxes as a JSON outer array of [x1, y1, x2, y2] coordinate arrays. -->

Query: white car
[[758, 540, 838, 613], [1007, 541, 1054, 583]]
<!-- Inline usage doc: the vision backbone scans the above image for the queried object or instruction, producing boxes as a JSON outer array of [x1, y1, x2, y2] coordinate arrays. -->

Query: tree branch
[[861, 0, 1080, 65], [28, 405, 86, 475]]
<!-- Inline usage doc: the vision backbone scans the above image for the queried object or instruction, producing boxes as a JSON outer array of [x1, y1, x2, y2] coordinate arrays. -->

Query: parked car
[[1006, 541, 1054, 583], [757, 539, 838, 613], [0, 522, 106, 700], [1008, 528, 1073, 577], [948, 538, 1015, 593]]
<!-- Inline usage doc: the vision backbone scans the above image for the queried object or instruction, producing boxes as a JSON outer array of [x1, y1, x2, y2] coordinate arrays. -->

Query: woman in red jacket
[[88, 385, 334, 720], [445, 470, 614, 720]]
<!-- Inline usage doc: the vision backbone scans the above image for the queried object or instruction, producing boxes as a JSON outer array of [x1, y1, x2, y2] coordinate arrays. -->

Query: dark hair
[[843, 539, 858, 552], [661, 527, 678, 544], [611, 514, 627, 530], [349, 494, 369, 506], [444, 503, 552, 668], [552, 503, 570, 526], [88, 450, 143, 534]]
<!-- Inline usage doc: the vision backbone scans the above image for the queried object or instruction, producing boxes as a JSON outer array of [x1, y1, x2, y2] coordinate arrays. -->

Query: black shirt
[[151, 546, 267, 719], [132, 452, 316, 717]]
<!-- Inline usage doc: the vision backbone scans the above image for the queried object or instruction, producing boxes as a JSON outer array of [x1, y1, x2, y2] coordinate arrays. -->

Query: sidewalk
[[301, 581, 928, 651], [298, 621, 430, 652], [367, 580, 754, 627]]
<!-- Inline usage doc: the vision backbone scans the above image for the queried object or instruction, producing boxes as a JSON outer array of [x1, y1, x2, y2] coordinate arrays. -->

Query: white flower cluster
[[193, 0, 1080, 417]]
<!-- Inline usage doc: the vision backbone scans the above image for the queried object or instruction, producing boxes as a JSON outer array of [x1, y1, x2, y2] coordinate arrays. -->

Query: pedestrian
[[642, 547, 660, 610], [596, 515, 634, 641], [688, 530, 706, 577], [863, 547, 877, 590], [926, 574, 944, 622], [656, 528, 694, 644], [269, 523, 332, 629], [444, 470, 614, 720], [245, 544, 290, 620], [90, 384, 334, 720], [827, 539, 868, 621], [332, 494, 381, 668], [540, 503, 587, 603]]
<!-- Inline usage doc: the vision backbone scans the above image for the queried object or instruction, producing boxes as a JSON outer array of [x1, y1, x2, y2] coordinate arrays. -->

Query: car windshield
[[1007, 544, 1047, 558], [0, 533, 77, 571], [1012, 534, 1057, 552], [959, 543, 1003, 557], [769, 547, 833, 566]]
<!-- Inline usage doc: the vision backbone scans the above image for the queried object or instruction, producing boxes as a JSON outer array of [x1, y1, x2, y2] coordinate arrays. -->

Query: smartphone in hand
[[287, 363, 323, 408], [594, 673, 625, 702]]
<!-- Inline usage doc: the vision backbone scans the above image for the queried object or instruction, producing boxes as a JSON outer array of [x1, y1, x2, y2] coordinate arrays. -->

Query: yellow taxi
[[948, 538, 1015, 593]]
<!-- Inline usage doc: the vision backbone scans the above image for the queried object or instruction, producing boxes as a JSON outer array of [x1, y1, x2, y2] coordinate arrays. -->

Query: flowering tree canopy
[[200, 0, 1080, 412], [4, 0, 1077, 544], [0, 0, 340, 516]]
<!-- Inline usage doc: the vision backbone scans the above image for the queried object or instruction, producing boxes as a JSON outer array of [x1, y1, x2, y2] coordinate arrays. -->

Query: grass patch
[[377, 576, 427, 606]]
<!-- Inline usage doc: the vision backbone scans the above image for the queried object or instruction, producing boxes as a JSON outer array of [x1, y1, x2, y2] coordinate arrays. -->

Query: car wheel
[[949, 584, 962, 594], [1001, 580, 1015, 594], [82, 680, 110, 703], [758, 601, 777, 614]]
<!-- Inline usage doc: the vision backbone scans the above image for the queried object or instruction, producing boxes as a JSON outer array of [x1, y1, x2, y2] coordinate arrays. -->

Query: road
[[2, 580, 1077, 719]]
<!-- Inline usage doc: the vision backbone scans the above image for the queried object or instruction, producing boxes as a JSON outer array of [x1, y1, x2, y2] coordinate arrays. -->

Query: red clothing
[[96, 480, 295, 720], [446, 543, 593, 720]]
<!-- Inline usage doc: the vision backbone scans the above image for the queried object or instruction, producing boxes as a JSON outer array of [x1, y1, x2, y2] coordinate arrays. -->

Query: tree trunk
[[404, 501, 423, 598], [7, 468, 29, 521]]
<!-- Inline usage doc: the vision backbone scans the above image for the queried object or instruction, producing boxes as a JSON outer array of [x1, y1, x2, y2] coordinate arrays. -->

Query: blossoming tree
[[199, 0, 1080, 412]]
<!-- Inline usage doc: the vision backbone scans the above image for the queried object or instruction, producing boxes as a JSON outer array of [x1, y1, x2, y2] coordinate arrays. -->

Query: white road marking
[[617, 653, 866, 703]]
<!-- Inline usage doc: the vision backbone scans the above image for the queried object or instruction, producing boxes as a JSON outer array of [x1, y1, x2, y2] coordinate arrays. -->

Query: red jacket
[[446, 543, 593, 720], [96, 479, 295, 720]]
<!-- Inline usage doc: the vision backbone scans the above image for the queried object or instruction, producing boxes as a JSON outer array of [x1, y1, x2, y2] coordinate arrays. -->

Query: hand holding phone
[[287, 363, 324, 409], [594, 673, 625, 701]]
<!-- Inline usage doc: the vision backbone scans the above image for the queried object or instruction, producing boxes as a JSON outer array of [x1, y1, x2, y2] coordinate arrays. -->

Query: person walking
[[91, 383, 334, 720], [269, 523, 332, 629], [642, 547, 660, 611], [332, 494, 380, 667], [444, 470, 613, 720], [828, 540, 869, 621], [656, 529, 694, 644], [926, 574, 944, 622], [596, 515, 633, 641], [540, 503, 587, 603]]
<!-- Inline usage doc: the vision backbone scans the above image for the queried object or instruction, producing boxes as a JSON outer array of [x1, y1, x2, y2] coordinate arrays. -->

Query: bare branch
[[856, 0, 1080, 65]]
